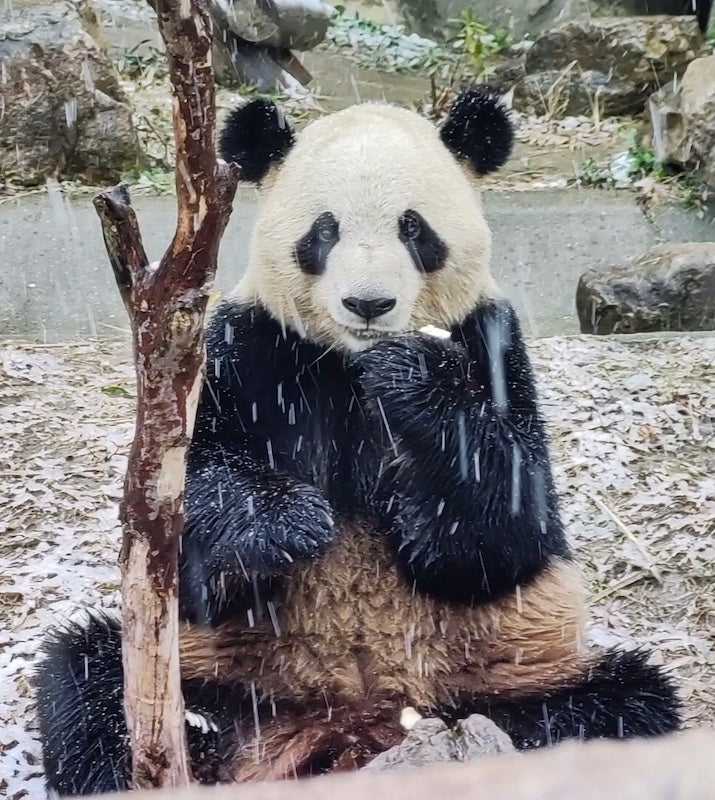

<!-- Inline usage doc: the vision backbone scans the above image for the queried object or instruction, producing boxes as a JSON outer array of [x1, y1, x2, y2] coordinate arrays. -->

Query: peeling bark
[[93, 0, 239, 789]]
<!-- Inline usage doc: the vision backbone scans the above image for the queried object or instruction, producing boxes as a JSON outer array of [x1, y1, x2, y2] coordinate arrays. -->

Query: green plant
[[625, 132, 659, 179], [227, 84, 285, 103], [576, 156, 614, 187], [120, 167, 175, 195], [449, 9, 508, 78], [116, 40, 166, 79], [325, 6, 451, 76], [706, 16, 715, 50], [101, 384, 133, 398]]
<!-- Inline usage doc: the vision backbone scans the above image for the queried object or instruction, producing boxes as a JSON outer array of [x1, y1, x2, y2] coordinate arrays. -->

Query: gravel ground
[[1, 332, 713, 799]]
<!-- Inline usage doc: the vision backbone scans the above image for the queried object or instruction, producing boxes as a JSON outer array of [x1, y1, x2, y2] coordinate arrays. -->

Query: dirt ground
[[0, 333, 713, 799]]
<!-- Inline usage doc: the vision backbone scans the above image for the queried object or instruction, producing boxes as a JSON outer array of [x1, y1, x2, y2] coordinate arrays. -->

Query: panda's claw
[[185, 710, 219, 734]]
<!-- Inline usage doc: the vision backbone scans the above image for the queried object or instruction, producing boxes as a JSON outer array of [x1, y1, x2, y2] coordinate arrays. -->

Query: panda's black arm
[[357, 299, 571, 605], [178, 302, 337, 625], [179, 440, 334, 624]]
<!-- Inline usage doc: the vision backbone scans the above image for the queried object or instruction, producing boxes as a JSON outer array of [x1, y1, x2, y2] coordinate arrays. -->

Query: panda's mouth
[[344, 327, 391, 342]]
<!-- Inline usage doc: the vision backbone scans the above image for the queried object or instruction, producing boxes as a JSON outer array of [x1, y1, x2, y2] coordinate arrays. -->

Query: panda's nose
[[342, 296, 396, 321]]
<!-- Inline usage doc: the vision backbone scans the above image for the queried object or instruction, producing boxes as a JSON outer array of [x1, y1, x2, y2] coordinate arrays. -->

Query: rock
[[113, 728, 715, 800], [215, 0, 331, 50], [648, 55, 715, 190], [576, 242, 715, 335], [0, 0, 143, 187], [494, 16, 705, 117], [269, 0, 332, 50], [620, 1, 713, 32], [364, 715, 515, 772], [512, 68, 645, 118], [454, 714, 517, 760], [399, 0, 603, 41], [398, 0, 708, 43], [205, 0, 330, 90]]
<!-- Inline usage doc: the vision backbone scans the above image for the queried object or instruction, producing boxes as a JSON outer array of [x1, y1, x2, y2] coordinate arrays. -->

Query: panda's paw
[[356, 333, 448, 384], [356, 334, 469, 420], [245, 486, 336, 575], [185, 471, 335, 580], [185, 710, 219, 734]]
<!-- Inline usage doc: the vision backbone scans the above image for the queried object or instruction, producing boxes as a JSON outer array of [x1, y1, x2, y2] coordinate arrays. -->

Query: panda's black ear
[[440, 86, 514, 176], [218, 98, 295, 183]]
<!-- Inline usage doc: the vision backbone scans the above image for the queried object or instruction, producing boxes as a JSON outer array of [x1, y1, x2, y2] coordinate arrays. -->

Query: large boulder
[[0, 0, 143, 187], [398, 0, 601, 41], [620, 1, 713, 31], [214, 0, 332, 51], [202, 0, 332, 90], [491, 16, 705, 117], [397, 0, 710, 43], [648, 55, 715, 189], [576, 242, 715, 335]]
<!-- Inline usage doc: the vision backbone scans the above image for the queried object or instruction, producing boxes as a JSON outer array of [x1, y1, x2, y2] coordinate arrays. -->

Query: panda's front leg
[[356, 299, 570, 605], [180, 445, 335, 625]]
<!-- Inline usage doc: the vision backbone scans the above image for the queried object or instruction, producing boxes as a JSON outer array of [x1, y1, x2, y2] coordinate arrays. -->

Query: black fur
[[36, 298, 681, 793], [437, 649, 681, 747], [440, 86, 514, 175], [179, 298, 568, 620], [218, 98, 295, 182], [398, 209, 449, 272], [33, 613, 240, 796], [179, 301, 386, 625], [293, 211, 340, 275], [356, 299, 570, 604]]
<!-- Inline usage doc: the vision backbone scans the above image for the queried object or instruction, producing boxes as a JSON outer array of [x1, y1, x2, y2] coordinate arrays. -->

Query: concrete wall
[[112, 728, 715, 800]]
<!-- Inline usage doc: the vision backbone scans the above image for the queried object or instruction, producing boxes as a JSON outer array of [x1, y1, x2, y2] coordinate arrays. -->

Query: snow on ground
[[1, 333, 714, 799]]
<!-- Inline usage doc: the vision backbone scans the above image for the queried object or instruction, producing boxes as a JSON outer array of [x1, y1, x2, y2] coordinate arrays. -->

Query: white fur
[[185, 710, 219, 734], [233, 103, 499, 351], [400, 706, 423, 730]]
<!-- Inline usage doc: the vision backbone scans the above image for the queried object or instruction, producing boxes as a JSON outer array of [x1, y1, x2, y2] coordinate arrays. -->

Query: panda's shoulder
[[204, 300, 328, 386], [205, 301, 277, 358]]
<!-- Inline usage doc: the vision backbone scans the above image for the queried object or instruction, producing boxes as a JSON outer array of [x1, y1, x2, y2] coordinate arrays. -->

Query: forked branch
[[93, 0, 239, 789]]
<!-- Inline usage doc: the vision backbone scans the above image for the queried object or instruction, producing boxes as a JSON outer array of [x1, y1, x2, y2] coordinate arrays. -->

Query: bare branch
[[93, 184, 149, 306]]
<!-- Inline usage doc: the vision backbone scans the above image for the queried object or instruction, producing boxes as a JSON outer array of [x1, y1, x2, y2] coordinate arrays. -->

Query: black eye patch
[[293, 212, 340, 275], [398, 209, 448, 273]]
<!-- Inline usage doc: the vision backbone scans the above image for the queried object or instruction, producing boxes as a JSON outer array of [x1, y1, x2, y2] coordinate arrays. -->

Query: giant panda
[[34, 87, 680, 796]]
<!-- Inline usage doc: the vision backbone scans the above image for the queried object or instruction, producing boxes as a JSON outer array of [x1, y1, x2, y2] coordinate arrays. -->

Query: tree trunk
[[93, 0, 239, 789]]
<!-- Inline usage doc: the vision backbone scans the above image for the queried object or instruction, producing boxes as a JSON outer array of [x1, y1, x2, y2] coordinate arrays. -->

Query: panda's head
[[220, 87, 514, 351]]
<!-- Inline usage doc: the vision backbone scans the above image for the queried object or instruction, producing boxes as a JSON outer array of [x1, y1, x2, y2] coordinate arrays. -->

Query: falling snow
[[0, 332, 713, 797]]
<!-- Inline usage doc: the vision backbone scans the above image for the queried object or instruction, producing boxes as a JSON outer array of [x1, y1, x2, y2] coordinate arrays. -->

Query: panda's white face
[[236, 103, 499, 352], [303, 198, 443, 350]]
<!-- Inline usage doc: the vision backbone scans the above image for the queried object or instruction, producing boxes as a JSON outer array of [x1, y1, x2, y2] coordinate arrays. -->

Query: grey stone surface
[[455, 714, 518, 760], [363, 715, 515, 772], [492, 15, 705, 117], [269, 0, 332, 50], [0, 186, 259, 342], [486, 189, 655, 336], [0, 0, 143, 187], [576, 242, 715, 334], [1, 187, 713, 342], [212, 0, 331, 51], [398, 0, 598, 40], [648, 55, 715, 190], [649, 202, 715, 242]]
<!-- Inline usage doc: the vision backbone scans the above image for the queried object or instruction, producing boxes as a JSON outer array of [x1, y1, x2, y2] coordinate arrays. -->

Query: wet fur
[[35, 301, 680, 795], [34, 92, 680, 795], [179, 523, 587, 704]]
